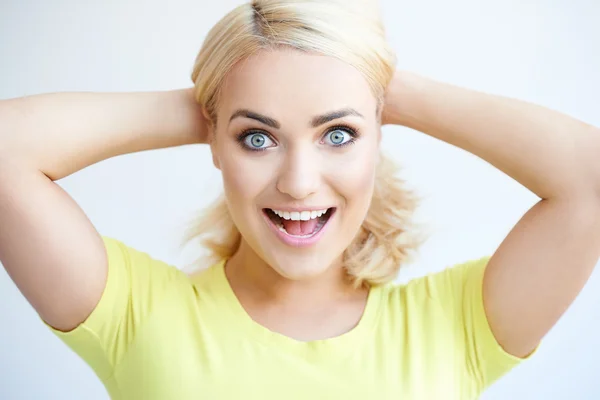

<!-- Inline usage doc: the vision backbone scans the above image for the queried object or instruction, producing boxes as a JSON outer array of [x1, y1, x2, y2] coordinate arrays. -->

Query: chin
[[262, 249, 340, 281]]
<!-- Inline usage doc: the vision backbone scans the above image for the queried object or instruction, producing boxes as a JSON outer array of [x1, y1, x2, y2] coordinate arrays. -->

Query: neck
[[225, 240, 365, 308]]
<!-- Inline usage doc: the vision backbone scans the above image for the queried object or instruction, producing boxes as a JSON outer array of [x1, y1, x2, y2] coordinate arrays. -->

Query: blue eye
[[242, 132, 275, 150], [324, 128, 355, 147]]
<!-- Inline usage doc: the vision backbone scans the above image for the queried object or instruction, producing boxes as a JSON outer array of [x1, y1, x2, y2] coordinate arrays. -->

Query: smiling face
[[210, 49, 381, 280]]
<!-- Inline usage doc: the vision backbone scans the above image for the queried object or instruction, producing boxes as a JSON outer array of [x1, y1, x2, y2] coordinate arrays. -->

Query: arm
[[384, 72, 600, 357], [0, 88, 206, 331], [1, 88, 205, 180]]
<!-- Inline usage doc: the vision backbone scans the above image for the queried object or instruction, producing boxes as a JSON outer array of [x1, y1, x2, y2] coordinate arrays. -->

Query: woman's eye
[[243, 133, 274, 150], [324, 129, 353, 146]]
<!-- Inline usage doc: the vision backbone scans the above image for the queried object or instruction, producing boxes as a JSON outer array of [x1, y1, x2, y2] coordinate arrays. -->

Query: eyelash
[[235, 124, 361, 153]]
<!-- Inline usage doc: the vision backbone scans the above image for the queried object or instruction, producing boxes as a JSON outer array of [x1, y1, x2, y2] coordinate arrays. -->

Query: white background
[[1, 0, 599, 398]]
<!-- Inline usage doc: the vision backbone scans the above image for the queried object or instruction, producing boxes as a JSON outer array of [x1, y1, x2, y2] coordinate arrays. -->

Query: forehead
[[218, 49, 377, 120]]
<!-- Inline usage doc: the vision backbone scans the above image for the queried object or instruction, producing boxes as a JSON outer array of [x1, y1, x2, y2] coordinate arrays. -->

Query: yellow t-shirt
[[44, 237, 535, 399]]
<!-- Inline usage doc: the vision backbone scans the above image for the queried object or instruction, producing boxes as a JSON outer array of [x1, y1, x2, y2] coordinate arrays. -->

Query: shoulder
[[378, 256, 528, 391], [102, 236, 190, 290], [382, 255, 492, 307]]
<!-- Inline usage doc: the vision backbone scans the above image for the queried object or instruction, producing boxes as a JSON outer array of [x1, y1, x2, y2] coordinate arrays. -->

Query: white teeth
[[270, 208, 329, 221]]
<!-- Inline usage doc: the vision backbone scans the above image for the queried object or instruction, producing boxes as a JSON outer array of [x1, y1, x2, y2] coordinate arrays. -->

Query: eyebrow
[[228, 107, 365, 129], [229, 109, 280, 129]]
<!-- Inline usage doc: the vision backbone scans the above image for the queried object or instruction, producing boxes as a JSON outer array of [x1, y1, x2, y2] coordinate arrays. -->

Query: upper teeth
[[271, 208, 329, 221]]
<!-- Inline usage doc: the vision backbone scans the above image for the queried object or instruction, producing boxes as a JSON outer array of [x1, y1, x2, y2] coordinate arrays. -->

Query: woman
[[1, 0, 599, 399]]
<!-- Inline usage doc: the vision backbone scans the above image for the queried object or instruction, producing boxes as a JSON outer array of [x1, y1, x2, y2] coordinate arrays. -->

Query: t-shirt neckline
[[210, 259, 383, 359]]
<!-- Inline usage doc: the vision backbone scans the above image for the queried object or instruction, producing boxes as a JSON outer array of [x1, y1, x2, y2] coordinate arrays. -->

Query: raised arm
[[384, 71, 600, 358], [0, 88, 206, 331]]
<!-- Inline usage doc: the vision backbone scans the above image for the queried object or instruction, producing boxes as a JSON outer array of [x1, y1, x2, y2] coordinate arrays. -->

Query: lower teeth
[[274, 210, 329, 237]]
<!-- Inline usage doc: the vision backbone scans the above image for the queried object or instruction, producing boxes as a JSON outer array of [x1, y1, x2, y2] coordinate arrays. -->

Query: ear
[[376, 99, 386, 126], [376, 103, 384, 146], [202, 107, 221, 170], [208, 130, 221, 170], [210, 142, 221, 170]]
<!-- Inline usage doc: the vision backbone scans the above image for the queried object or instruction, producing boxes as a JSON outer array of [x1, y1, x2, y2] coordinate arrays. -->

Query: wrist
[[382, 71, 423, 127], [167, 88, 209, 145]]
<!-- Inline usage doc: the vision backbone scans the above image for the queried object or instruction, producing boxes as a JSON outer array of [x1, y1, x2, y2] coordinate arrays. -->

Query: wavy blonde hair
[[184, 0, 428, 287]]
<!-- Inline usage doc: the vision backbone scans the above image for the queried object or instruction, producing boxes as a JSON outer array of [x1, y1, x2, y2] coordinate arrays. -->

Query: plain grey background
[[1, 0, 599, 398]]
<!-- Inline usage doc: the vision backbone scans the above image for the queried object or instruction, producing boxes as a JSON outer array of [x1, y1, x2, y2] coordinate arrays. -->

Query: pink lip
[[261, 208, 335, 248]]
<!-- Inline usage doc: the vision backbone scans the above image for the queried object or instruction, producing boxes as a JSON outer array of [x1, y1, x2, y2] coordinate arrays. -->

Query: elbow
[[0, 100, 37, 172]]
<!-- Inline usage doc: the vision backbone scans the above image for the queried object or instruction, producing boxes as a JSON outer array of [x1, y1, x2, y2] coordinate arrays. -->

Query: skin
[[2, 36, 600, 361], [385, 72, 600, 357], [207, 49, 380, 339]]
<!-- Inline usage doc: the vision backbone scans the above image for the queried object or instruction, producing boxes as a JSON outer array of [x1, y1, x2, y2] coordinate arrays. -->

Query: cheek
[[326, 146, 378, 209], [218, 146, 272, 209]]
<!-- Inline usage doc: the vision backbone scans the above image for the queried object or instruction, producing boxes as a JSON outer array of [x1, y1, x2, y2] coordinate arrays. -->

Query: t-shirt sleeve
[[41, 236, 184, 382], [427, 256, 539, 391]]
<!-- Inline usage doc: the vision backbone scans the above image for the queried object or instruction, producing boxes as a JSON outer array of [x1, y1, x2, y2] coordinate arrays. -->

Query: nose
[[276, 146, 320, 200]]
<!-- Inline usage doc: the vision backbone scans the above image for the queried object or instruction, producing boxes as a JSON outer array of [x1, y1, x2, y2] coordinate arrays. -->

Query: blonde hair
[[185, 0, 428, 287]]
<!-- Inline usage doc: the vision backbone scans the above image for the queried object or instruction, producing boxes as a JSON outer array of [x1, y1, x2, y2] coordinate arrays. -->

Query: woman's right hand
[[184, 87, 211, 145]]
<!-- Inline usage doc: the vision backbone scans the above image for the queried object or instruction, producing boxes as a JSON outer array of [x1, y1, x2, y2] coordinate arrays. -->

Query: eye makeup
[[234, 124, 362, 152]]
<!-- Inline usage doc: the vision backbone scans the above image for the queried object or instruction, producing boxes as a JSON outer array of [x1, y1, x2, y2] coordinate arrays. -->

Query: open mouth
[[263, 207, 336, 241]]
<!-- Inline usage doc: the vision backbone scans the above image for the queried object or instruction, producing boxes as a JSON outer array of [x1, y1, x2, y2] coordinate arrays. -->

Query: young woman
[[1, 1, 599, 399]]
